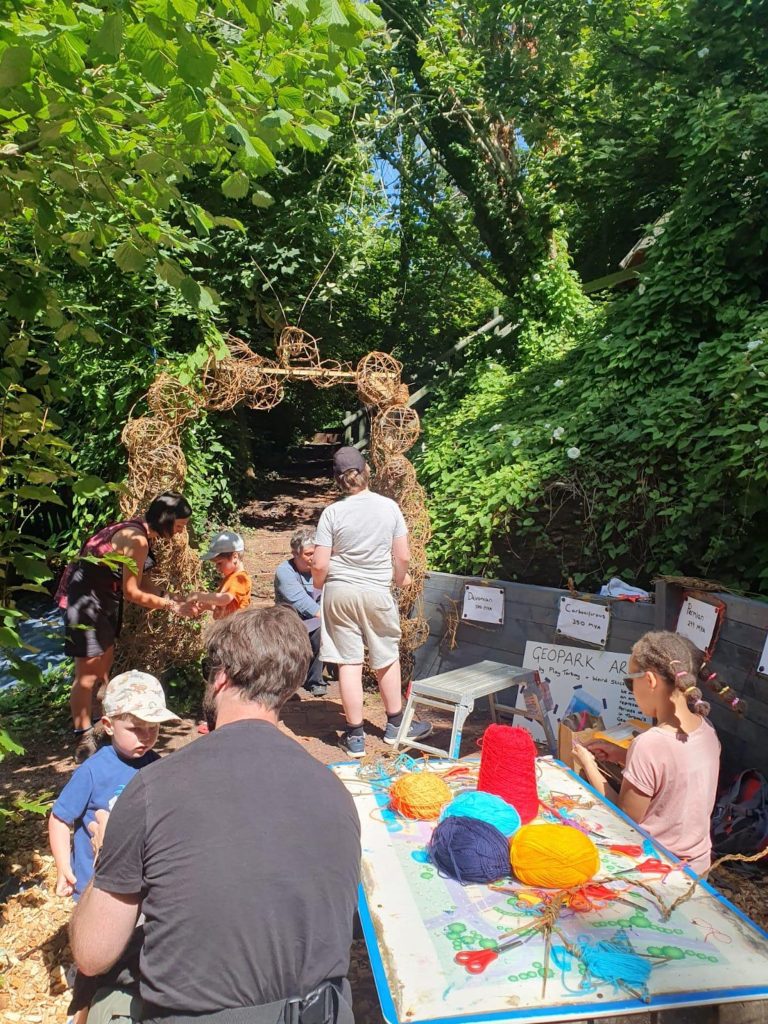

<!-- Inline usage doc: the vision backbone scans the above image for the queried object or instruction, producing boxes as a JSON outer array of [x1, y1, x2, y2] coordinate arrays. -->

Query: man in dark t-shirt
[[70, 606, 361, 1023]]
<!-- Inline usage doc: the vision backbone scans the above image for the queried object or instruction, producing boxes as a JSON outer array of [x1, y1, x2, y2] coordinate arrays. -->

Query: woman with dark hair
[[57, 492, 194, 761]]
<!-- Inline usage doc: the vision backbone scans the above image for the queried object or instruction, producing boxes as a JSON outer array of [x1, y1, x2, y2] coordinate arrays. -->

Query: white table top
[[410, 660, 535, 701]]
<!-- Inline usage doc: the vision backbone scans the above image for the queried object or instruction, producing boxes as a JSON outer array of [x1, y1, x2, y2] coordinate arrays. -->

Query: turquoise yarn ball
[[440, 790, 521, 837]]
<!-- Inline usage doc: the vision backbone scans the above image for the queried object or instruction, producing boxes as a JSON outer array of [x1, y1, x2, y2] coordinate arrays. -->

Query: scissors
[[454, 929, 537, 974], [566, 883, 643, 912], [608, 844, 644, 858], [614, 858, 674, 877]]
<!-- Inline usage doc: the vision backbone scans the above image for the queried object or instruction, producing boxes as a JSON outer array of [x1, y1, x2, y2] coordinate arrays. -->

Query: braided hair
[[631, 631, 711, 717]]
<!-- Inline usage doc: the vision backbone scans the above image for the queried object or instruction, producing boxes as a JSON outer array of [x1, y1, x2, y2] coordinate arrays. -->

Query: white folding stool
[[393, 660, 552, 760]]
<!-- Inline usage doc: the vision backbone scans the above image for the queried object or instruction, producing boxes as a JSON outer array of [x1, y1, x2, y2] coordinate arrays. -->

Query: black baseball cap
[[333, 446, 366, 475]]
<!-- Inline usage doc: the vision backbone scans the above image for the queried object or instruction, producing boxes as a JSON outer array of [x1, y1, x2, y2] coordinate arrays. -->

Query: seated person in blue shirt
[[274, 528, 327, 696]]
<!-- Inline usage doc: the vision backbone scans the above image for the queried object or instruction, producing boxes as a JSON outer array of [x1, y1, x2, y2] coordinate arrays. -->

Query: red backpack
[[54, 518, 146, 608]]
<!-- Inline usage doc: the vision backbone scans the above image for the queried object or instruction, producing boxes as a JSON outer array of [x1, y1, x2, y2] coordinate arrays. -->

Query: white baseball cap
[[103, 671, 180, 723], [201, 530, 245, 561]]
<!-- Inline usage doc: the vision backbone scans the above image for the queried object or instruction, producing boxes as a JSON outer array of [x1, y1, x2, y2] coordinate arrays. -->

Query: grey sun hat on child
[[102, 671, 180, 723], [201, 529, 245, 561]]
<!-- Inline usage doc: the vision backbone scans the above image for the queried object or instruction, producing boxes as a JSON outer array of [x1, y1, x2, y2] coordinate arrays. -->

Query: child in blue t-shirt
[[48, 669, 179, 900]]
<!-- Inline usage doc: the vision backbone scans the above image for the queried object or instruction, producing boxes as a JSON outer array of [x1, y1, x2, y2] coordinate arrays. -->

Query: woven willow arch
[[116, 327, 430, 680]]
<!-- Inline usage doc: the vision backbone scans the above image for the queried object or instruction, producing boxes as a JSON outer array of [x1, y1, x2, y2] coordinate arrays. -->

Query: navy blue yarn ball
[[428, 815, 511, 885]]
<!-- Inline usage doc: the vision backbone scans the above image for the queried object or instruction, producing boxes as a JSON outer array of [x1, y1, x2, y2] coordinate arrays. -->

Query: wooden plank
[[453, 620, 546, 657], [714, 719, 768, 774], [610, 603, 657, 626], [714, 595, 768, 631], [711, 639, 760, 669], [582, 266, 640, 293], [655, 581, 682, 631], [427, 572, 656, 623], [452, 622, 646, 660], [413, 638, 442, 679], [418, 640, 531, 678], [425, 595, 561, 630], [717, 619, 768, 653], [425, 573, 569, 611], [711, 698, 768, 735]]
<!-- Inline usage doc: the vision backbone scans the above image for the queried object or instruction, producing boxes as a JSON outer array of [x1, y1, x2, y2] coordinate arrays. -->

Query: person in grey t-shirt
[[312, 447, 432, 758]]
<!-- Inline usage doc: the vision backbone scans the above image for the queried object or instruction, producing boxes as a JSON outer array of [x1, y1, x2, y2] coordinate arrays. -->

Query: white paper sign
[[676, 597, 719, 652], [556, 596, 610, 647], [758, 632, 768, 677], [520, 641, 648, 743], [462, 584, 504, 625]]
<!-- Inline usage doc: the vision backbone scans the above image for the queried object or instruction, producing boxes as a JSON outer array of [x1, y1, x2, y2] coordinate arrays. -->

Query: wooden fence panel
[[414, 575, 768, 774]]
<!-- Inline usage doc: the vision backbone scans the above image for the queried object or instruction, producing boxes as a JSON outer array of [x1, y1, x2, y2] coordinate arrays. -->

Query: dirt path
[[238, 442, 335, 605], [234, 440, 447, 765]]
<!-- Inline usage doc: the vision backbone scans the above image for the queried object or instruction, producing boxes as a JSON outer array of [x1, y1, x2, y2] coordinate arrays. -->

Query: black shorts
[[64, 591, 123, 659]]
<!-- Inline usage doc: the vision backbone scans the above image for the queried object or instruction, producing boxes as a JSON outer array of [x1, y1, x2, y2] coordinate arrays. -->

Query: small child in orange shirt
[[188, 530, 252, 620], [190, 530, 252, 735]]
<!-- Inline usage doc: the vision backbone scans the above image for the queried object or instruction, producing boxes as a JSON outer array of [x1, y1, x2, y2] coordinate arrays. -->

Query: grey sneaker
[[340, 731, 366, 758], [383, 720, 433, 745]]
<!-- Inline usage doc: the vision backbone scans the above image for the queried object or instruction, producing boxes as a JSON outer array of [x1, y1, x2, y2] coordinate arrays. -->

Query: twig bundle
[[356, 351, 404, 407], [371, 405, 421, 456]]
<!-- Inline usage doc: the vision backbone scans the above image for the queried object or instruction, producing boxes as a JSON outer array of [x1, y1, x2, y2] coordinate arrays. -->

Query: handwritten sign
[[556, 596, 610, 647], [758, 632, 768, 677], [520, 641, 648, 744], [462, 584, 504, 625], [676, 597, 719, 653]]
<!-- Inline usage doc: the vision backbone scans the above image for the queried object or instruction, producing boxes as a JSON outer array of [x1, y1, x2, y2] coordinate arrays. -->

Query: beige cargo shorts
[[320, 582, 401, 670]]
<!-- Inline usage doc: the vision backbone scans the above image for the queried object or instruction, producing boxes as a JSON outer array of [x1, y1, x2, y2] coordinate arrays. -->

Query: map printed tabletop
[[333, 757, 768, 1024]]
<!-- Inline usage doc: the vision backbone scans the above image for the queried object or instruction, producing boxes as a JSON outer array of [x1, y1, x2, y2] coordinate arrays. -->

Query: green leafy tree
[[0, 0, 380, 317], [418, 0, 768, 594], [0, 0, 382, 705]]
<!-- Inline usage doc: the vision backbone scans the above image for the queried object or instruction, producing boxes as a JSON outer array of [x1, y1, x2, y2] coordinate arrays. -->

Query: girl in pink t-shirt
[[574, 631, 721, 874]]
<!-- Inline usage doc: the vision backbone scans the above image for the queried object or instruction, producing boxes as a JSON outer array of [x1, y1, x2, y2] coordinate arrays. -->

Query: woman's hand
[[170, 598, 199, 618]]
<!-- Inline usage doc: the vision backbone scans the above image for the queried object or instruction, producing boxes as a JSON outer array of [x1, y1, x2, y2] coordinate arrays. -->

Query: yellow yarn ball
[[510, 823, 600, 889], [389, 772, 453, 820]]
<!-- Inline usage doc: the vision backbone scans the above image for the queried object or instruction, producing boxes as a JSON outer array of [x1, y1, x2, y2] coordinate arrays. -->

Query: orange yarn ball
[[510, 824, 600, 889], [389, 772, 453, 820]]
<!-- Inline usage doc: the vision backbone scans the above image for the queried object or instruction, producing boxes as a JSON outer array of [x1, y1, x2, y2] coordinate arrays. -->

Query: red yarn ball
[[477, 724, 539, 823]]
